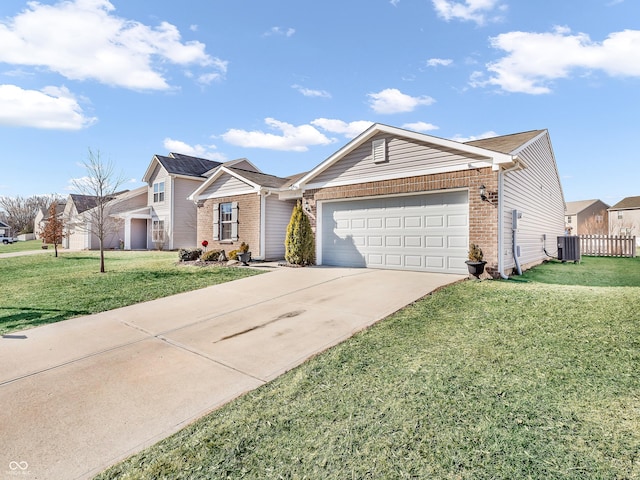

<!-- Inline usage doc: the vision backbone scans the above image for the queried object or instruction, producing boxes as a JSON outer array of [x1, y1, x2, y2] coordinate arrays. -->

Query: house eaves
[[292, 123, 515, 190], [609, 195, 640, 210], [565, 199, 608, 216]]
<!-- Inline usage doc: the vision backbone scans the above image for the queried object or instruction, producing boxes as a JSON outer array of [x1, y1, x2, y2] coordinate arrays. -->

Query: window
[[152, 220, 165, 243], [618, 212, 623, 220], [153, 182, 165, 203], [596, 215, 603, 224], [567, 216, 572, 224], [219, 202, 233, 241], [213, 201, 238, 241]]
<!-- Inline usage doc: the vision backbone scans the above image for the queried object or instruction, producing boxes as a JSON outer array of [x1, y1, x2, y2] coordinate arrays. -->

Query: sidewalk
[[0, 266, 465, 479]]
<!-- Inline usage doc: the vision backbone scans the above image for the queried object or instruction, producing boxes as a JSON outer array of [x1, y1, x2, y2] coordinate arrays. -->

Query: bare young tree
[[72, 149, 126, 273], [41, 203, 65, 257]]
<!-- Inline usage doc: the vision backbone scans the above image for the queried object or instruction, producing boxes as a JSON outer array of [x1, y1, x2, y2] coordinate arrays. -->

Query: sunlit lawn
[[97, 256, 640, 479], [0, 250, 261, 334]]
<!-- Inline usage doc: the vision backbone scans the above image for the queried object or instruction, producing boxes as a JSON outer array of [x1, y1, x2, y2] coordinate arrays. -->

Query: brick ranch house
[[192, 124, 566, 277]]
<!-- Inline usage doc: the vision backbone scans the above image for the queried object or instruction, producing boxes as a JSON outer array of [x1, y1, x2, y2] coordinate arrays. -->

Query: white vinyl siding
[[310, 134, 488, 188], [501, 133, 565, 269], [172, 178, 201, 249], [200, 174, 254, 198], [320, 191, 468, 274], [265, 197, 295, 260]]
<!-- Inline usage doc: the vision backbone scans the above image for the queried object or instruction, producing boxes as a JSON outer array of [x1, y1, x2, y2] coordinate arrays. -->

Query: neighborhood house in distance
[[35, 123, 602, 277]]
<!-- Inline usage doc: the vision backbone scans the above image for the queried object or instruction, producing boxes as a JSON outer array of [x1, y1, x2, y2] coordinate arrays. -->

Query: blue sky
[[0, 0, 638, 205]]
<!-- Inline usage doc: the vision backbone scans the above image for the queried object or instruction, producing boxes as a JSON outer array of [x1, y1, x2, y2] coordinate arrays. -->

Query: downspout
[[498, 159, 522, 279]]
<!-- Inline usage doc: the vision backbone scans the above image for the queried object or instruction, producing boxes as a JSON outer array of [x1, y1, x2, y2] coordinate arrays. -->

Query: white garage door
[[321, 191, 468, 274]]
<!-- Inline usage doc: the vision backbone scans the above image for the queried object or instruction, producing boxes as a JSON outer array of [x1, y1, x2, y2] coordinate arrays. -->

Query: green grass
[[96, 256, 640, 480], [0, 251, 261, 334], [0, 239, 48, 253]]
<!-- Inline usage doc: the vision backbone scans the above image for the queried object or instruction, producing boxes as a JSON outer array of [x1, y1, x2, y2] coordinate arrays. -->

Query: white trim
[[303, 163, 491, 191], [259, 194, 267, 260], [509, 130, 547, 156], [188, 166, 263, 201], [316, 200, 323, 265], [198, 187, 258, 200], [142, 157, 160, 183], [316, 188, 468, 267], [319, 187, 468, 205], [294, 123, 514, 189]]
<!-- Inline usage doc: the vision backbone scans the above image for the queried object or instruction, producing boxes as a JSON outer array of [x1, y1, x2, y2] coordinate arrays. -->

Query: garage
[[320, 190, 469, 274]]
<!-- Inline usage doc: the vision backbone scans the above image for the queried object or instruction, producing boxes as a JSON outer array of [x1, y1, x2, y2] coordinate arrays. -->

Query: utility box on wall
[[557, 236, 581, 262]]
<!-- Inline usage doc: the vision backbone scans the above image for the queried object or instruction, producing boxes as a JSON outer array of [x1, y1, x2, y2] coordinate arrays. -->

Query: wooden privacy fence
[[579, 235, 637, 257]]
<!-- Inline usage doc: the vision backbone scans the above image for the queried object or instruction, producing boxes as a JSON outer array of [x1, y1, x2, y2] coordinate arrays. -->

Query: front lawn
[[97, 256, 640, 480], [0, 251, 261, 334], [0, 239, 47, 253]]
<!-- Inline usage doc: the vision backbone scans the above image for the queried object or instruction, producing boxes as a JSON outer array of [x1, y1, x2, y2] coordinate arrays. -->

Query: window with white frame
[[153, 182, 165, 203], [618, 212, 623, 220], [219, 203, 232, 240], [213, 201, 238, 241], [152, 220, 165, 242]]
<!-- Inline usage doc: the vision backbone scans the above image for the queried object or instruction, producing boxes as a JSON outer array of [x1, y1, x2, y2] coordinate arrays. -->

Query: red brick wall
[[304, 168, 500, 274], [197, 194, 261, 257]]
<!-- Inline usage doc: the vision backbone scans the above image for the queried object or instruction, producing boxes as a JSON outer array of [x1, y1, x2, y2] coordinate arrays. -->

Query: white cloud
[[221, 118, 335, 152], [0, 0, 225, 90], [390, 0, 400, 6], [402, 121, 440, 132], [432, 0, 506, 25], [483, 27, 640, 94], [426, 58, 453, 67], [163, 138, 226, 161], [367, 88, 435, 114], [0, 84, 96, 130], [450, 131, 497, 142], [292, 85, 331, 98], [263, 27, 296, 37], [311, 119, 374, 138]]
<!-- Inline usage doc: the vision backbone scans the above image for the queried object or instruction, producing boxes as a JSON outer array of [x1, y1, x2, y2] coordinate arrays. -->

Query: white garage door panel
[[322, 191, 468, 274]]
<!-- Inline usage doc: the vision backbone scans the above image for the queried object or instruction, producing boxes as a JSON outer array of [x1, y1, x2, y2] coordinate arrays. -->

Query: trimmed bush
[[201, 249, 224, 262], [178, 248, 202, 262], [285, 200, 315, 266]]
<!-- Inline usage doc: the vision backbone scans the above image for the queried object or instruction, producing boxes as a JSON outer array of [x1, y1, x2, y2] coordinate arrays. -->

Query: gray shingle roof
[[609, 196, 640, 210], [156, 153, 222, 178], [565, 199, 608, 215], [70, 192, 126, 213], [70, 194, 99, 213], [464, 130, 545, 154]]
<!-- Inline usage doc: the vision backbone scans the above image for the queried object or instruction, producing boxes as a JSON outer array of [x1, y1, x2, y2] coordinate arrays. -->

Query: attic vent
[[372, 139, 387, 163]]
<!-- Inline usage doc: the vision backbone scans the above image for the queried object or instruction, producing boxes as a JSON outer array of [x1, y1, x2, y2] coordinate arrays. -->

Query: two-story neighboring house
[[117, 153, 261, 250], [63, 188, 147, 250], [608, 196, 640, 245], [564, 199, 609, 235]]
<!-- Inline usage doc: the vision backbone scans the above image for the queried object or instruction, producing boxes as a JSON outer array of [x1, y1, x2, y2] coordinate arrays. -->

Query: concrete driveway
[[0, 266, 464, 480]]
